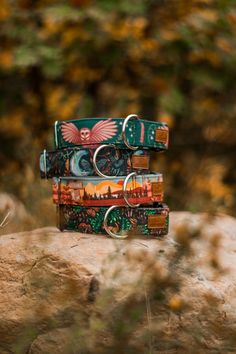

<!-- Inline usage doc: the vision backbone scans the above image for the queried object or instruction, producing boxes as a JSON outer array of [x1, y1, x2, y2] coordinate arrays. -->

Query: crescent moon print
[[61, 119, 118, 145], [70, 150, 91, 176]]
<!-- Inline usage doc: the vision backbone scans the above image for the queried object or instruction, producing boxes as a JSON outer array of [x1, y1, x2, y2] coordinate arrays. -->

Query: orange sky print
[[83, 180, 143, 196], [52, 174, 163, 206]]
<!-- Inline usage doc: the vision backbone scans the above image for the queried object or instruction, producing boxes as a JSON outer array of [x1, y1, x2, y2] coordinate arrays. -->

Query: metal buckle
[[93, 144, 119, 178], [104, 205, 128, 239], [54, 121, 59, 148], [123, 172, 140, 208], [122, 114, 139, 150], [43, 149, 47, 179]]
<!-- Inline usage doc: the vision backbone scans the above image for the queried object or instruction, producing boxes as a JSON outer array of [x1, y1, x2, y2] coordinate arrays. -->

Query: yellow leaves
[[198, 98, 218, 114], [197, 9, 218, 23], [227, 10, 236, 26], [40, 17, 62, 39], [159, 29, 180, 42], [150, 77, 168, 93], [188, 49, 221, 67], [59, 95, 80, 120], [216, 37, 233, 53], [102, 17, 147, 41], [46, 87, 65, 112], [24, 92, 40, 109], [0, 110, 26, 137], [141, 38, 158, 51], [62, 28, 78, 46], [126, 102, 140, 115], [0, 50, 13, 69], [46, 87, 81, 120], [61, 26, 91, 47], [186, 8, 219, 29], [158, 112, 174, 128], [0, 0, 10, 21], [203, 123, 226, 142], [201, 112, 234, 144], [192, 161, 230, 201], [67, 66, 102, 83]]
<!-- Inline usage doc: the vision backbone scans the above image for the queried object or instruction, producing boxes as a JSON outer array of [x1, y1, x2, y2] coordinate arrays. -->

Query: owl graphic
[[61, 119, 118, 146]]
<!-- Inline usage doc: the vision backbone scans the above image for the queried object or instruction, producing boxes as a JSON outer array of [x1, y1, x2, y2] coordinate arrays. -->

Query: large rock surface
[[0, 212, 236, 353]]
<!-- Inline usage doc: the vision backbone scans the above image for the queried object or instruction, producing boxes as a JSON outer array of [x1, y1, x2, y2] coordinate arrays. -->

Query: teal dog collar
[[54, 115, 168, 151]]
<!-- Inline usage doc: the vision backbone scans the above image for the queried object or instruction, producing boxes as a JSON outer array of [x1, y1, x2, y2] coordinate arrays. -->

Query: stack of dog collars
[[40, 115, 169, 239]]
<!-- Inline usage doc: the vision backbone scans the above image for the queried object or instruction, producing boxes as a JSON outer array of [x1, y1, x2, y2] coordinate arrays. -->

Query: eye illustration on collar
[[61, 119, 118, 145]]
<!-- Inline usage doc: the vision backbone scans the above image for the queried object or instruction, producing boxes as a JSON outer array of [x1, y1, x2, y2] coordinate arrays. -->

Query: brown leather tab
[[155, 129, 168, 144], [148, 215, 166, 229], [152, 182, 163, 196], [131, 155, 149, 169]]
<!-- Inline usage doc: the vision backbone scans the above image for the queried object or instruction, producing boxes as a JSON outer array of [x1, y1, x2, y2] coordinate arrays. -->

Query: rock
[[0, 193, 33, 235], [0, 212, 235, 353], [28, 328, 76, 354]]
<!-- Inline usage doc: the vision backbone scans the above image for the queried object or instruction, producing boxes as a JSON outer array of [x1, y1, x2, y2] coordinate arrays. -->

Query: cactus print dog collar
[[54, 115, 169, 151], [58, 203, 169, 239]]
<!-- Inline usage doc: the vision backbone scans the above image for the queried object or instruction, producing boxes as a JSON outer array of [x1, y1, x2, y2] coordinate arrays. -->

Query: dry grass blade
[[145, 288, 153, 354], [0, 211, 12, 228]]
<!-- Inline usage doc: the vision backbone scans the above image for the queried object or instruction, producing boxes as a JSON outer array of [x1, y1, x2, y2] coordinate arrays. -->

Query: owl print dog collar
[[54, 114, 169, 151]]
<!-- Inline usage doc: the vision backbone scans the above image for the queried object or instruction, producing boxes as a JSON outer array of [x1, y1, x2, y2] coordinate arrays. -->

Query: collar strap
[[40, 147, 150, 179], [54, 115, 169, 151], [52, 173, 163, 207], [58, 203, 169, 238]]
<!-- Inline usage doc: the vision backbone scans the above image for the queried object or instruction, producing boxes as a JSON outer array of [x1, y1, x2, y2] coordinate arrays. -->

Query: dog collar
[[40, 146, 150, 179], [52, 172, 163, 208], [54, 115, 168, 151], [58, 203, 169, 239]]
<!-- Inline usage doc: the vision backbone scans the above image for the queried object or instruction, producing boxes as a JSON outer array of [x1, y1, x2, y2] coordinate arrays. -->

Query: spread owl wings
[[61, 119, 118, 145]]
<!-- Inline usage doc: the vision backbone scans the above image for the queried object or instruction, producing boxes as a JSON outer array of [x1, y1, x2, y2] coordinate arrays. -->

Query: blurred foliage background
[[0, 0, 236, 226]]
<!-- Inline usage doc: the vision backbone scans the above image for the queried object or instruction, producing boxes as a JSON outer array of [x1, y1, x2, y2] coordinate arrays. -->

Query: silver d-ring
[[104, 206, 128, 239], [93, 144, 118, 178], [123, 172, 140, 208], [43, 149, 47, 178], [122, 114, 139, 150], [54, 120, 59, 148]]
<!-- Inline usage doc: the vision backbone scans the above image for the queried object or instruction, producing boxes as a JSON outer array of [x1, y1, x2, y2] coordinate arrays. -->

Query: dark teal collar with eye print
[[54, 115, 169, 151]]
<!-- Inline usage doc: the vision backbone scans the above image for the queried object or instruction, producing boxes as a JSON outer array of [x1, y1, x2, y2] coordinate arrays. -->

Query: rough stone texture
[[0, 212, 235, 353]]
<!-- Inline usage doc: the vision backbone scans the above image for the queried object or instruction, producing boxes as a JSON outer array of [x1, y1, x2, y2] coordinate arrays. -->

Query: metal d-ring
[[54, 120, 59, 148], [43, 149, 47, 178], [123, 172, 140, 208], [93, 144, 118, 178], [104, 205, 128, 239], [122, 114, 140, 150]]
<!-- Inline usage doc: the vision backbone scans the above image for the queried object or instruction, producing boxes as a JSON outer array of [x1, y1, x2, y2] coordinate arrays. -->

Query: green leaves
[[14, 45, 63, 78], [43, 5, 83, 22], [160, 88, 186, 115]]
